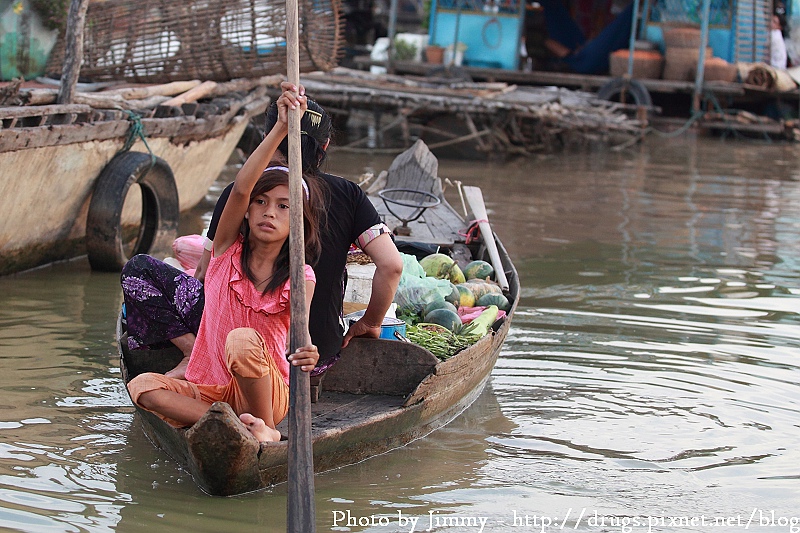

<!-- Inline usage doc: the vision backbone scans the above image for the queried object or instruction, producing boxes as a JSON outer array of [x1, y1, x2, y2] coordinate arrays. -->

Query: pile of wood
[[299, 68, 645, 155], [0, 76, 280, 152], [1, 75, 282, 117]]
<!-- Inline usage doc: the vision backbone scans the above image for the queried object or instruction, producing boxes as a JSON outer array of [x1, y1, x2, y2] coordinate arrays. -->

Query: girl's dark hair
[[265, 98, 333, 175], [240, 169, 322, 295]]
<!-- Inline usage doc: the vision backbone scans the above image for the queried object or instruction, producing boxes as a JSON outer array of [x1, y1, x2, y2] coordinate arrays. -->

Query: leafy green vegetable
[[406, 323, 480, 360]]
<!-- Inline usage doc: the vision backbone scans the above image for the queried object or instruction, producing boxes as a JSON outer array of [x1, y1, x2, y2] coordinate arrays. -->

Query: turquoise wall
[[430, 10, 522, 69], [0, 0, 58, 80]]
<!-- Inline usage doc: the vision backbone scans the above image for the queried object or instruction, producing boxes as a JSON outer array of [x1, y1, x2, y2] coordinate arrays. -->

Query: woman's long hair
[[240, 169, 322, 295], [265, 98, 332, 174], [265, 97, 332, 244]]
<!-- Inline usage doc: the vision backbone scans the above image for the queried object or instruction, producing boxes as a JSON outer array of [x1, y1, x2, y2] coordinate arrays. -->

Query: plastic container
[[344, 310, 408, 341]]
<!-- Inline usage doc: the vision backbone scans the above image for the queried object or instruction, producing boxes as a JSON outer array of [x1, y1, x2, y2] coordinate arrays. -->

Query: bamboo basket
[[699, 57, 738, 82], [663, 46, 713, 81], [609, 49, 664, 79], [662, 27, 702, 49], [46, 0, 344, 83]]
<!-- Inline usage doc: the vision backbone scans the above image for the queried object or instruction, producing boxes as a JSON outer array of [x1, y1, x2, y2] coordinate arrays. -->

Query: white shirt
[[771, 28, 788, 69]]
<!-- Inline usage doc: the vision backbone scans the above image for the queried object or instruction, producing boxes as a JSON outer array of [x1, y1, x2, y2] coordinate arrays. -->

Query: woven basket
[[699, 57, 737, 82], [46, 0, 344, 83], [663, 46, 713, 80], [663, 27, 702, 49], [609, 49, 664, 79], [665, 46, 713, 63]]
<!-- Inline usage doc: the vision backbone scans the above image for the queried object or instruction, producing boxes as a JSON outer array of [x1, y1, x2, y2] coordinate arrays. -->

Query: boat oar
[[285, 0, 315, 529], [461, 186, 509, 292]]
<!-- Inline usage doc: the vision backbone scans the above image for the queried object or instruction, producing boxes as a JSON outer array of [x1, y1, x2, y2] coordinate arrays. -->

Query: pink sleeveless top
[[185, 237, 315, 386]]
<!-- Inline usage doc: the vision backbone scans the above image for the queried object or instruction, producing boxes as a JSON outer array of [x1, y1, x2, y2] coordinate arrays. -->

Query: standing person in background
[[771, 4, 789, 69]]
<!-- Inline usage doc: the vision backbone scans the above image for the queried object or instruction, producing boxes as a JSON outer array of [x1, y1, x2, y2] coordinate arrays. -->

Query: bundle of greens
[[405, 305, 499, 360]]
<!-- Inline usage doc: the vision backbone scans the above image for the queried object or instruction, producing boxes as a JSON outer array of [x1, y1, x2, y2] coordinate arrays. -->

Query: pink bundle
[[172, 234, 206, 272], [458, 306, 506, 324]]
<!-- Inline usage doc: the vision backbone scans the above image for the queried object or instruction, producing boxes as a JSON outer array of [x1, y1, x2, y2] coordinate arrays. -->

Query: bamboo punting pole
[[285, 0, 315, 528]]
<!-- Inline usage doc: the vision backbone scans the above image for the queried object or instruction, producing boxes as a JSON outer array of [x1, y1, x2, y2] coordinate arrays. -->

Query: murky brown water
[[1, 134, 800, 532]]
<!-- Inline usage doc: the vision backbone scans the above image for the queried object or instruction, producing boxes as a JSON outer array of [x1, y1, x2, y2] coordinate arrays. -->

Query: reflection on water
[[1, 135, 800, 531]]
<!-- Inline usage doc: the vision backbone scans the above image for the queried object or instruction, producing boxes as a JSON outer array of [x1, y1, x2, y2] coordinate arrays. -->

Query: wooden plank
[[0, 104, 93, 119], [104, 80, 201, 100], [324, 338, 438, 395], [161, 80, 218, 107]]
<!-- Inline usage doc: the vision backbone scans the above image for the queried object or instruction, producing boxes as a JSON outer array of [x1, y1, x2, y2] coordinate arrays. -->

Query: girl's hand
[[276, 82, 308, 127], [288, 344, 319, 372]]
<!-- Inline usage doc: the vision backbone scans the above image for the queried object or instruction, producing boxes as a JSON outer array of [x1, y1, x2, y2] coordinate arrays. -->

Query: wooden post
[[285, 0, 315, 529], [387, 0, 400, 74], [57, 0, 90, 105], [692, 0, 712, 114], [462, 186, 509, 291]]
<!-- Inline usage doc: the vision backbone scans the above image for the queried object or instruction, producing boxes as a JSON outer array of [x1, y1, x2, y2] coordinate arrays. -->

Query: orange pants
[[127, 328, 289, 428]]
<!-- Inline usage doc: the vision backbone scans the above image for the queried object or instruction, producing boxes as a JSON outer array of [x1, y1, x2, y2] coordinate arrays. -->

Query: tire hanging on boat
[[597, 77, 653, 108], [86, 151, 179, 272]]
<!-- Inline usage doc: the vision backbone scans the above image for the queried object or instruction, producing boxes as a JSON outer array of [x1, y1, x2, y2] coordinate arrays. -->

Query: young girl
[[126, 89, 320, 442]]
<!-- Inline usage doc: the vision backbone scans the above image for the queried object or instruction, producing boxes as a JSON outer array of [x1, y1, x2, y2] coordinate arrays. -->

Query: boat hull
[[119, 307, 513, 496], [0, 94, 269, 276]]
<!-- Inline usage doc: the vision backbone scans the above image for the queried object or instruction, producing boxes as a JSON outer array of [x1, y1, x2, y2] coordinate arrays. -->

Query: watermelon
[[423, 308, 462, 331], [463, 260, 494, 281], [423, 299, 458, 317], [419, 253, 466, 284], [476, 292, 511, 312], [419, 253, 455, 277], [444, 282, 460, 307], [464, 280, 503, 301], [455, 284, 476, 308]]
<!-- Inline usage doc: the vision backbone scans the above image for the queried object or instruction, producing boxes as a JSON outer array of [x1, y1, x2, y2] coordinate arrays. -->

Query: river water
[[1, 134, 799, 533]]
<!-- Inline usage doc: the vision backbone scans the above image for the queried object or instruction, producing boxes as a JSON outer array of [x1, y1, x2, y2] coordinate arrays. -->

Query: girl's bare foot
[[240, 413, 282, 442], [165, 356, 190, 380]]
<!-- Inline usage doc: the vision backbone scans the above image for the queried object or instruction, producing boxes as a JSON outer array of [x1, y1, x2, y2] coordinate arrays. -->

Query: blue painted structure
[[427, 0, 525, 70]]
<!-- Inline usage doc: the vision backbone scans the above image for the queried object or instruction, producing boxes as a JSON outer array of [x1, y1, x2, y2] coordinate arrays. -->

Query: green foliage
[[394, 39, 418, 62], [29, 0, 69, 31], [421, 0, 432, 30]]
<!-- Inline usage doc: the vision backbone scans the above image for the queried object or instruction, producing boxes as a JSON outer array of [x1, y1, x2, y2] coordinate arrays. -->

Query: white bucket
[[444, 44, 466, 66]]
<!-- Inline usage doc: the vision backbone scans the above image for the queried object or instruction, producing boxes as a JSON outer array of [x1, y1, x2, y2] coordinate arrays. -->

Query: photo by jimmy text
[[331, 509, 489, 532]]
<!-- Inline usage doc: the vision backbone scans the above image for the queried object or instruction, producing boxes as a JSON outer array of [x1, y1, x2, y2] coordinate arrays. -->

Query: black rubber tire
[[597, 77, 653, 108], [86, 151, 179, 272]]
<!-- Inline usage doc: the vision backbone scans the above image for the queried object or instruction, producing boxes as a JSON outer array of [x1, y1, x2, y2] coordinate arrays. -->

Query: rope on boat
[[119, 110, 157, 167]]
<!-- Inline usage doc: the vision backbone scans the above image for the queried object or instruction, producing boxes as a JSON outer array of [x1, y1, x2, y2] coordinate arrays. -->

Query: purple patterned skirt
[[121, 254, 204, 351]]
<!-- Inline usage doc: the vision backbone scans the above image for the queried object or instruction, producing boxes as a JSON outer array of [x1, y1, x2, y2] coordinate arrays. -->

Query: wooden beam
[[58, 0, 90, 105]]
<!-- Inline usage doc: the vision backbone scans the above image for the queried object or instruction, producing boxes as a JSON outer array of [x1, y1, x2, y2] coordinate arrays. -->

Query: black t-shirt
[[207, 172, 382, 358]]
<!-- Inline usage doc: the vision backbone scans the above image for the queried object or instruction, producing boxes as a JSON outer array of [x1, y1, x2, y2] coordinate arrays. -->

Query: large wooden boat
[[1, 0, 345, 276], [118, 140, 520, 496], [0, 78, 275, 275]]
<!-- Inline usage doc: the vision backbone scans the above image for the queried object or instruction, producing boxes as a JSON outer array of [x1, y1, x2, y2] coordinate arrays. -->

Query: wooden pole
[[285, 0, 315, 529], [462, 186, 509, 291], [387, 0, 400, 74], [58, 0, 90, 105], [692, 0, 712, 114]]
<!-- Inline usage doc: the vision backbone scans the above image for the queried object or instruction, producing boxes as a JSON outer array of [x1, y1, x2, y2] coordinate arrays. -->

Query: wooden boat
[[0, 0, 345, 276], [0, 77, 274, 275], [117, 140, 520, 496]]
